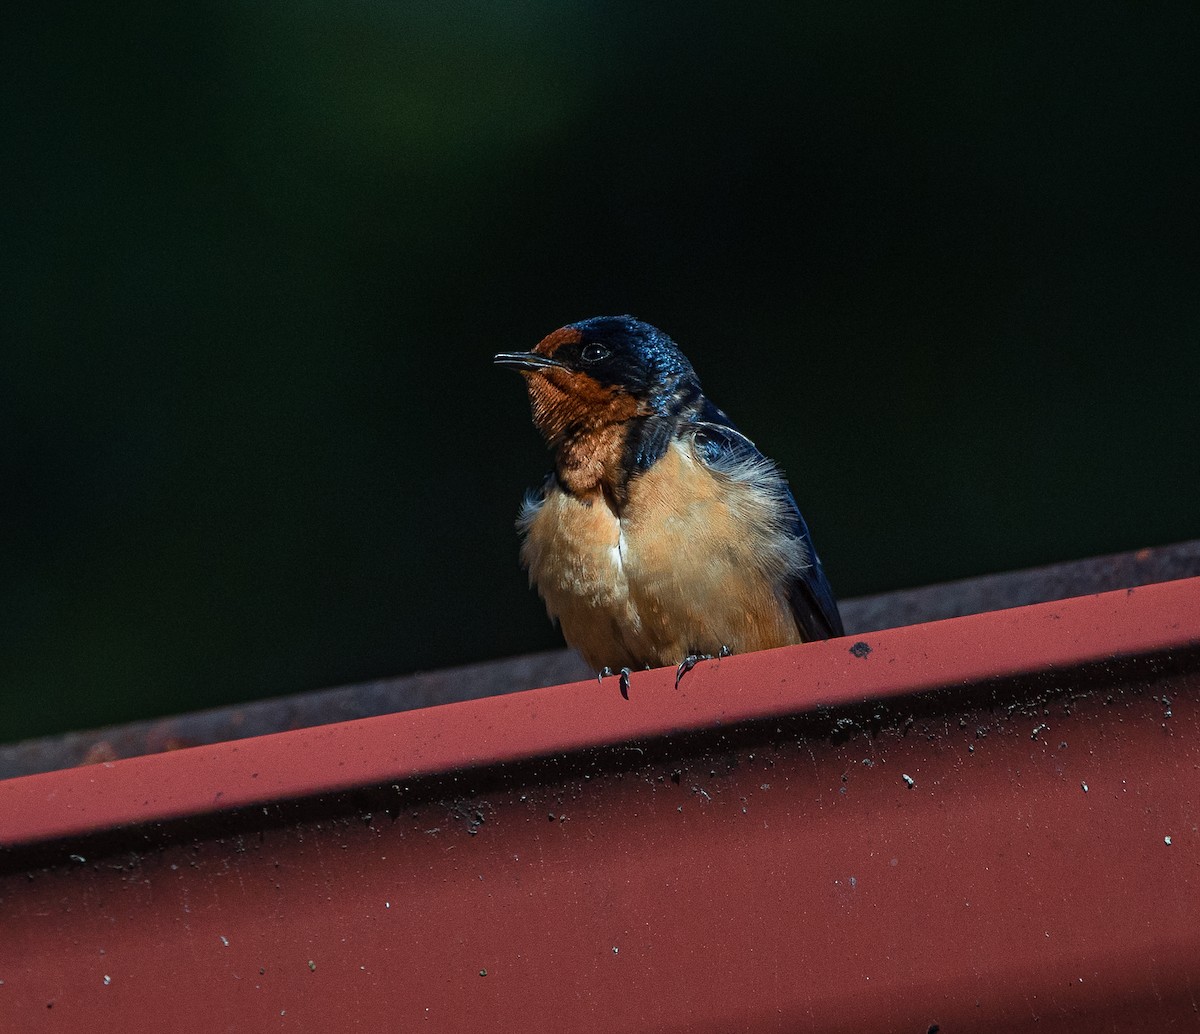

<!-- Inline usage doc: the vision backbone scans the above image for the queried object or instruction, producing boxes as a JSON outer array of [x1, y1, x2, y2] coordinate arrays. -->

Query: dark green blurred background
[[4, 1, 1198, 742]]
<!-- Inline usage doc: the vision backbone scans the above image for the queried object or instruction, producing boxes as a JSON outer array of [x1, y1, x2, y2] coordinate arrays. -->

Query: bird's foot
[[675, 646, 732, 687], [597, 666, 634, 700]]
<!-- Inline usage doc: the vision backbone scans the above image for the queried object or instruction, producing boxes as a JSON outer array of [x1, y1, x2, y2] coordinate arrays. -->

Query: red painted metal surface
[[5, 539, 1197, 780], [2, 578, 1199, 1032]]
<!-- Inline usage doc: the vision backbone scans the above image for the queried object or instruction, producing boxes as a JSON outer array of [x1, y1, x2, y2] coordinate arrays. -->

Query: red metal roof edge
[[5, 539, 1198, 781], [3, 576, 1198, 850]]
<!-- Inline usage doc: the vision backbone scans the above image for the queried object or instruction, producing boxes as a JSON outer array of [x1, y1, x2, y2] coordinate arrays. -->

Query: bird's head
[[494, 316, 699, 452]]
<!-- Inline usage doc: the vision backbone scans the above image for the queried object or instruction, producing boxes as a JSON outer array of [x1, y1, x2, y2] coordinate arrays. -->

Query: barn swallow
[[495, 315, 843, 698]]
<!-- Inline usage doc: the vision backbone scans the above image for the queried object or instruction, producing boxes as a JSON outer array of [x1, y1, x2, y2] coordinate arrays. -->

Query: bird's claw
[[675, 646, 732, 687], [597, 666, 633, 700], [675, 655, 701, 686]]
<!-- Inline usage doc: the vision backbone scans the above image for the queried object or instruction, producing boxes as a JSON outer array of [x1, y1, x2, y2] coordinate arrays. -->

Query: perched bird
[[495, 315, 843, 696]]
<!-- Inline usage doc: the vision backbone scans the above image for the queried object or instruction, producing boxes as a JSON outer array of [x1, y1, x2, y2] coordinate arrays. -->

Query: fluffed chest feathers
[[517, 438, 805, 671]]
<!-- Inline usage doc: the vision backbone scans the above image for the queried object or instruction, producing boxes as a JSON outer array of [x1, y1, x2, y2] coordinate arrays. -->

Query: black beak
[[493, 351, 566, 372]]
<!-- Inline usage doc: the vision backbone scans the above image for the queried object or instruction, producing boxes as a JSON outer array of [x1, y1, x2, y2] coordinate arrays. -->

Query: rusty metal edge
[[3, 539, 1197, 780], [2, 575, 1197, 850]]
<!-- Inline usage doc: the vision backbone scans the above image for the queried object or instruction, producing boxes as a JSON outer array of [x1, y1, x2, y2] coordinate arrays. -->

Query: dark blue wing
[[691, 398, 845, 641]]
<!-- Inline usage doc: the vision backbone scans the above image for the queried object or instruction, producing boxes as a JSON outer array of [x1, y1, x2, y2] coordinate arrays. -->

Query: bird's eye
[[581, 344, 610, 363]]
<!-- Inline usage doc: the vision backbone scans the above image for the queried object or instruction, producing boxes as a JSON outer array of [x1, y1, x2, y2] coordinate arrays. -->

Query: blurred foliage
[[2, 0, 1198, 740]]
